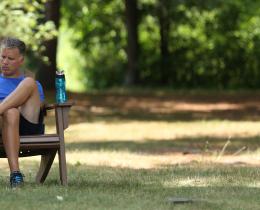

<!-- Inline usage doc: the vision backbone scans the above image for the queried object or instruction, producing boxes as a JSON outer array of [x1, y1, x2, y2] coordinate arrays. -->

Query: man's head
[[1, 37, 26, 55], [0, 37, 26, 77]]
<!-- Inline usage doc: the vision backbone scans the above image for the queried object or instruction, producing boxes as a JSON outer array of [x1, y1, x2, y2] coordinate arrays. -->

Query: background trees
[[2, 0, 260, 91], [60, 0, 260, 90]]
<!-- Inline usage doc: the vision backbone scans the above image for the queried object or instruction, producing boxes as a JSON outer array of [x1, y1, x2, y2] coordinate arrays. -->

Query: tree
[[124, 0, 139, 85], [157, 0, 171, 84], [37, 0, 61, 90]]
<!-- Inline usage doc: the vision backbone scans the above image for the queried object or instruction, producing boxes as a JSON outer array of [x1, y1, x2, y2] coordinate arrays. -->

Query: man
[[0, 37, 44, 188]]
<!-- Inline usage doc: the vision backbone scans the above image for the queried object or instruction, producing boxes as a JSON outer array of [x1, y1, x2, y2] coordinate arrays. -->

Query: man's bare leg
[[0, 77, 41, 173], [2, 108, 20, 172], [0, 77, 41, 123]]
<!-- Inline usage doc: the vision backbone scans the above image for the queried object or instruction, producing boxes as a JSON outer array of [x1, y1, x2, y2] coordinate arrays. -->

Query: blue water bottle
[[55, 70, 67, 103]]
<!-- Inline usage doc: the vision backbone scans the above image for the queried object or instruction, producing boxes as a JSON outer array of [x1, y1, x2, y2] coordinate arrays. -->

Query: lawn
[[1, 90, 260, 209]]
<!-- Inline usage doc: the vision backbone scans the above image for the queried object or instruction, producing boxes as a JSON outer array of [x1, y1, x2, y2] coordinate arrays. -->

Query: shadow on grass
[[64, 91, 260, 123], [43, 91, 260, 126], [65, 106, 260, 124], [66, 136, 260, 154]]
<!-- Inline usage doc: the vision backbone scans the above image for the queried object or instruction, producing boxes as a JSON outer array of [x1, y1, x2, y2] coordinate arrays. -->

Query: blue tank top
[[0, 75, 44, 102]]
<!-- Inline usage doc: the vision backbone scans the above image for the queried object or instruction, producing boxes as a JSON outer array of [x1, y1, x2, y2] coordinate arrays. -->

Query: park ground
[[0, 90, 260, 209]]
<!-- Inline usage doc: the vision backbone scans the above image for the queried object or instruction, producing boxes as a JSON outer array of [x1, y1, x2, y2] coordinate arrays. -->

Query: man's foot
[[10, 171, 24, 188]]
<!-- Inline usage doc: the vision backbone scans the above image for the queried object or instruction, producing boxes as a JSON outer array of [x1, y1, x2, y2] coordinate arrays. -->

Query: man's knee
[[3, 108, 20, 125], [21, 77, 36, 90]]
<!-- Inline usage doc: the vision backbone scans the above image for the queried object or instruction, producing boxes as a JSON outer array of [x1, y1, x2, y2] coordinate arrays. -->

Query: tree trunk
[[158, 0, 171, 84], [37, 0, 60, 90], [124, 0, 139, 86]]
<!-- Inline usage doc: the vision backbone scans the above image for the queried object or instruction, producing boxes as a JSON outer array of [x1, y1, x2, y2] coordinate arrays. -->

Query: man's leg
[[2, 108, 20, 172], [0, 77, 41, 123], [0, 77, 41, 187]]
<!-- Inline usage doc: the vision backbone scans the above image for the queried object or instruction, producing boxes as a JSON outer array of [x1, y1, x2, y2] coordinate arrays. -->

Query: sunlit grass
[[35, 117, 260, 171], [63, 120, 260, 142]]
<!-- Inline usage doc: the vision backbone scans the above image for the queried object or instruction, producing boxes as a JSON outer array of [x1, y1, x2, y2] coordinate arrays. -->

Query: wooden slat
[[18, 149, 57, 157], [0, 134, 59, 145], [20, 142, 60, 149], [20, 134, 60, 143], [44, 101, 74, 110], [0, 146, 59, 158]]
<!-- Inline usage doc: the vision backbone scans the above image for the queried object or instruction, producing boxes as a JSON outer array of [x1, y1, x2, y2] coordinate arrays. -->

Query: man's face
[[0, 47, 24, 77]]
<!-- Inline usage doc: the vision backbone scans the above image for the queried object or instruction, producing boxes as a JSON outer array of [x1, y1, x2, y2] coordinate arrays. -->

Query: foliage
[[168, 0, 260, 88], [61, 0, 126, 89], [57, 26, 87, 92], [0, 0, 57, 60], [61, 0, 260, 90]]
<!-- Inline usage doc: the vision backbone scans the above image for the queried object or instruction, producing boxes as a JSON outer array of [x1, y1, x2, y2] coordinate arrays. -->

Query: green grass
[[0, 163, 259, 209], [2, 90, 260, 209]]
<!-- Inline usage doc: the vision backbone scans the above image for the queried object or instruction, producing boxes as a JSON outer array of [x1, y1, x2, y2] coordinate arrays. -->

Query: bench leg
[[58, 146, 68, 186], [36, 150, 57, 184], [56, 107, 68, 186]]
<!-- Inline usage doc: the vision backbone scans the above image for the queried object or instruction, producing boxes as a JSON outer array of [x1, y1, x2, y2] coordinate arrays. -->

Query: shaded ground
[[67, 90, 260, 123]]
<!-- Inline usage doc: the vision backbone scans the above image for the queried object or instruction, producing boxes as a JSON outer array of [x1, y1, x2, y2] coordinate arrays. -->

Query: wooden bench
[[0, 102, 73, 186]]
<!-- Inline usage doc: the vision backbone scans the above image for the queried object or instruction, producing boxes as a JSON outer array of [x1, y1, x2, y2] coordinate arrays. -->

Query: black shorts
[[19, 113, 45, 136]]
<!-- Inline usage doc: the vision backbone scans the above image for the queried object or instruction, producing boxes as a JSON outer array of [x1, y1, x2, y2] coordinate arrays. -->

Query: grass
[[0, 163, 260, 209], [1, 90, 260, 209]]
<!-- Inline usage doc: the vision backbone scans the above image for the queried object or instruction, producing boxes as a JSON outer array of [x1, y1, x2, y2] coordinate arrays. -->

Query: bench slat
[[0, 134, 59, 144]]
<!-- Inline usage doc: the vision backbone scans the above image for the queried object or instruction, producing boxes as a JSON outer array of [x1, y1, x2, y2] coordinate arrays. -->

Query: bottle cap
[[56, 70, 64, 75]]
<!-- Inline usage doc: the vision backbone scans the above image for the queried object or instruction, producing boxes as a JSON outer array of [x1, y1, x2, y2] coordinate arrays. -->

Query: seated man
[[0, 37, 44, 188]]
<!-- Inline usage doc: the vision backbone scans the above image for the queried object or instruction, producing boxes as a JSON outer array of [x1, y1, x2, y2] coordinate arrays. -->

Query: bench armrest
[[43, 101, 74, 111], [43, 101, 74, 130]]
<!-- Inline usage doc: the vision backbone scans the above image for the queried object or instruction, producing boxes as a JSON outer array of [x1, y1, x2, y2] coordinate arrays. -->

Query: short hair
[[0, 37, 26, 55]]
